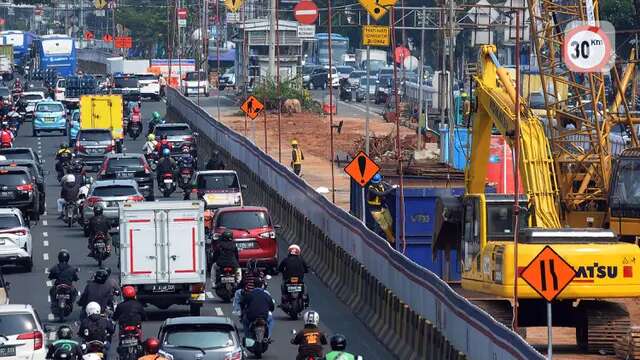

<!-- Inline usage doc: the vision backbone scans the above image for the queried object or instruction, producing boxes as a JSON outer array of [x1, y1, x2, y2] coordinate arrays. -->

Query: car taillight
[[224, 350, 242, 360], [55, 89, 63, 94], [17, 331, 43, 350], [184, 136, 193, 142], [86, 196, 103, 206], [127, 195, 144, 202], [259, 231, 276, 239], [123, 325, 137, 332], [191, 283, 205, 293], [0, 228, 27, 236], [16, 184, 33, 192]]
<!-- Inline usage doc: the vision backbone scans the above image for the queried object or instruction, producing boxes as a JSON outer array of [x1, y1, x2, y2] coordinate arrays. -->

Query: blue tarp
[[208, 48, 235, 62]]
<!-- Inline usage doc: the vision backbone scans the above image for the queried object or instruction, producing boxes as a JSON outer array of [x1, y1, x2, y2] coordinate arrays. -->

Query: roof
[[104, 152, 144, 159], [163, 316, 234, 327], [155, 123, 190, 128], [0, 148, 35, 154], [216, 206, 268, 213], [0, 304, 34, 313], [197, 170, 238, 175], [0, 208, 22, 215], [0, 165, 30, 173], [93, 179, 139, 187], [21, 91, 45, 96], [36, 99, 63, 105]]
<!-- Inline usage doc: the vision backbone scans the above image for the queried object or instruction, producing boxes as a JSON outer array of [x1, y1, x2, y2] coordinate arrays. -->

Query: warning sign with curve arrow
[[520, 245, 577, 302], [240, 95, 264, 120], [344, 151, 380, 187], [358, 0, 397, 22]]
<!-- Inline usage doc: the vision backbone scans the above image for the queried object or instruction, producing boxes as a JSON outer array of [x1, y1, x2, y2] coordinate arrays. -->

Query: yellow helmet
[[460, 91, 468, 98], [147, 134, 155, 141], [291, 139, 298, 146]]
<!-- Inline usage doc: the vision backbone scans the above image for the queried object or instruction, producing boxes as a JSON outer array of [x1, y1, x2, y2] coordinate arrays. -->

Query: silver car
[[82, 179, 144, 234], [75, 129, 115, 171], [153, 123, 196, 153]]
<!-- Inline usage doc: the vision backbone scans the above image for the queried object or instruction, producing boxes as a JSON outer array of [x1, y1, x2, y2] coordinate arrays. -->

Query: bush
[[253, 77, 320, 113]]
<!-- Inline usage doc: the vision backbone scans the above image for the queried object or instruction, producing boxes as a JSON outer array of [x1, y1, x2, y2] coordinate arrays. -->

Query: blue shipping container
[[439, 126, 471, 170]]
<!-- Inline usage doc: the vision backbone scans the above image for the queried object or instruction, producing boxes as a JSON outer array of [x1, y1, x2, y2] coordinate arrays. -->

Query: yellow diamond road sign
[[225, 0, 244, 13], [94, 0, 107, 10], [358, 0, 397, 21], [362, 25, 390, 46]]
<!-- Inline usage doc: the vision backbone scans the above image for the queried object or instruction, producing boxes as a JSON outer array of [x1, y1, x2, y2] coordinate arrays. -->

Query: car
[[323, 65, 340, 88], [210, 206, 279, 270], [0, 166, 40, 222], [0, 148, 43, 173], [348, 70, 367, 87], [18, 91, 46, 119], [304, 66, 328, 90], [82, 179, 144, 235], [112, 74, 141, 101], [0, 304, 47, 360], [0, 160, 46, 215], [0, 209, 33, 271], [153, 123, 197, 153], [377, 67, 395, 79], [356, 76, 378, 102], [182, 71, 210, 97], [192, 170, 244, 209], [375, 74, 393, 104], [158, 316, 245, 360], [32, 99, 66, 137], [218, 68, 236, 90], [301, 65, 317, 85], [97, 153, 154, 200], [336, 65, 355, 81], [0, 87, 9, 100], [74, 128, 116, 171], [136, 73, 160, 100]]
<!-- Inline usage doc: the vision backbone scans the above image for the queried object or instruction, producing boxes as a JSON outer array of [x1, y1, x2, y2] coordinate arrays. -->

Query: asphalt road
[[8, 99, 393, 359]]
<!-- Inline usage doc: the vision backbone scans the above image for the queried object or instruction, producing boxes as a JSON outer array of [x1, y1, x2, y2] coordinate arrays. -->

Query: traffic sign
[[520, 246, 576, 302], [94, 0, 107, 9], [563, 24, 612, 73], [103, 34, 113, 42], [344, 151, 380, 187], [362, 25, 389, 47], [84, 31, 95, 41], [358, 0, 397, 22], [297, 25, 315, 39], [241, 96, 264, 120], [178, 7, 188, 27], [115, 36, 132, 49], [294, 1, 319, 25], [224, 0, 244, 13]]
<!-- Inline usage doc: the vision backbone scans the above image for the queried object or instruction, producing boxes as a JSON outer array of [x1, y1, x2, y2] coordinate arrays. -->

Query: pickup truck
[[119, 201, 206, 315]]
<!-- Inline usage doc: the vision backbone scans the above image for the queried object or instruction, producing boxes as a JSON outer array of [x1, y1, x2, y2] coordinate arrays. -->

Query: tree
[[115, 4, 168, 57]]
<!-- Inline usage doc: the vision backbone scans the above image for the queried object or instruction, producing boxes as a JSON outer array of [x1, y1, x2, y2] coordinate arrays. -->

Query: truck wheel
[[189, 303, 201, 316]]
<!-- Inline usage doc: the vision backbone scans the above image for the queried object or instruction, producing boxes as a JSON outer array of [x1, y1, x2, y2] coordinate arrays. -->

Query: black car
[[0, 160, 45, 215], [97, 153, 155, 200], [375, 74, 394, 104], [0, 148, 43, 173], [112, 75, 141, 101], [0, 166, 40, 221], [304, 67, 329, 90]]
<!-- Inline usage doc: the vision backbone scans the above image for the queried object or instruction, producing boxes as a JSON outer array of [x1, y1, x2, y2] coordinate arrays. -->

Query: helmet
[[59, 143, 66, 149], [162, 148, 170, 157], [144, 337, 161, 354], [122, 285, 136, 300], [291, 139, 298, 146], [104, 267, 112, 277], [221, 230, 233, 241], [85, 301, 101, 316], [371, 173, 382, 184], [57, 325, 73, 340], [303, 311, 320, 326], [64, 174, 76, 184], [94, 268, 109, 284], [147, 134, 155, 141], [288, 244, 301, 256], [58, 249, 70, 263], [330, 334, 347, 351], [460, 91, 468, 98], [93, 205, 103, 216], [181, 145, 190, 153], [152, 111, 160, 120]]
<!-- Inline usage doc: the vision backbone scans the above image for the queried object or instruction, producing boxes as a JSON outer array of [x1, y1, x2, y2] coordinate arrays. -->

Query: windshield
[[41, 38, 73, 55], [350, 71, 365, 79], [155, 126, 190, 137], [0, 215, 20, 229], [529, 94, 545, 109], [0, 151, 33, 160], [72, 112, 80, 122], [0, 313, 36, 336], [22, 94, 43, 101], [486, 203, 528, 239], [337, 66, 354, 74], [197, 173, 239, 190], [360, 78, 376, 86], [136, 74, 156, 81], [0, 89, 8, 97], [0, 172, 29, 186], [78, 131, 111, 142], [107, 157, 143, 170], [164, 325, 234, 349], [1, 33, 24, 47], [36, 103, 63, 112], [114, 77, 138, 88], [185, 72, 206, 81], [378, 76, 393, 87], [612, 159, 640, 206], [92, 185, 137, 197], [216, 211, 269, 229]]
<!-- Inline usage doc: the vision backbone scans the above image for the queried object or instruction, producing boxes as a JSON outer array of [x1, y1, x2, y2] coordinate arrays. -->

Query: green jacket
[[325, 351, 356, 360]]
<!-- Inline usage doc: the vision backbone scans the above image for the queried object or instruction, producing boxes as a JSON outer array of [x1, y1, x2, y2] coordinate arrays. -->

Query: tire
[[24, 257, 33, 272], [32, 129, 37, 137], [83, 226, 90, 237], [189, 303, 201, 316]]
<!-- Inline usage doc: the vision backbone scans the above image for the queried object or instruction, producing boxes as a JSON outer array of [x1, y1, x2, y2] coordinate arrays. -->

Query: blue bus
[[0, 30, 36, 68], [32, 35, 77, 77], [312, 33, 349, 65]]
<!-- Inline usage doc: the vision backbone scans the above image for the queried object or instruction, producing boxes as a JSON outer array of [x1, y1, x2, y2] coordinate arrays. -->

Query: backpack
[[82, 319, 106, 341]]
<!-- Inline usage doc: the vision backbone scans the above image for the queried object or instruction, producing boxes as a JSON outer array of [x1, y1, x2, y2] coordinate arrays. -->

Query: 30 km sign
[[563, 24, 613, 72]]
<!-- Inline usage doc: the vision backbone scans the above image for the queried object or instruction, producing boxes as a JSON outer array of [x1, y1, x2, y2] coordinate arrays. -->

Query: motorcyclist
[[148, 111, 164, 134], [154, 134, 173, 153], [69, 158, 86, 182], [278, 244, 309, 295], [58, 174, 81, 220], [13, 78, 21, 91], [88, 206, 112, 255], [156, 148, 177, 188], [0, 122, 14, 147], [48, 250, 79, 305], [205, 150, 225, 170], [291, 311, 328, 360], [325, 334, 357, 360], [177, 145, 195, 200], [78, 302, 115, 352], [46, 326, 84, 360], [233, 259, 265, 316], [55, 144, 73, 179], [142, 134, 157, 155], [113, 286, 146, 331], [212, 230, 242, 283], [138, 338, 169, 360], [77, 268, 116, 317], [239, 277, 275, 338]]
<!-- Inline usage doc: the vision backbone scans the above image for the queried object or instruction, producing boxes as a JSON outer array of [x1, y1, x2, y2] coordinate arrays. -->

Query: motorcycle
[[51, 284, 74, 322], [279, 277, 308, 320], [127, 114, 142, 140], [145, 151, 158, 171], [91, 232, 110, 267], [82, 340, 106, 360], [244, 318, 270, 358], [339, 84, 354, 102], [56, 155, 73, 182], [159, 172, 176, 198], [7, 111, 21, 135], [177, 159, 194, 190], [117, 324, 142, 360], [63, 201, 78, 227], [214, 266, 238, 303]]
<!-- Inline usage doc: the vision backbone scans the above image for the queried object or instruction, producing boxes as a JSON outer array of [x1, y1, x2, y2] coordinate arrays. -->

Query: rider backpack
[[83, 319, 106, 342]]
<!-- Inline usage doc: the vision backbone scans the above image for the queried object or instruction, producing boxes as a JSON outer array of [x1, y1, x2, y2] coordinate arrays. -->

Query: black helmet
[[221, 230, 233, 241], [57, 325, 73, 339], [94, 268, 109, 284], [58, 249, 70, 263], [330, 334, 347, 351], [93, 205, 103, 216], [104, 267, 112, 277]]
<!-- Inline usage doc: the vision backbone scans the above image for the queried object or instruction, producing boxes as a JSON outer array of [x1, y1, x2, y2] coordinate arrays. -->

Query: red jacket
[[0, 130, 13, 144], [155, 140, 173, 152]]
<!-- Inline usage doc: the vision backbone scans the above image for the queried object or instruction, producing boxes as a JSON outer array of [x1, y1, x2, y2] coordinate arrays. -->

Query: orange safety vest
[[138, 355, 168, 360], [367, 184, 384, 206], [292, 148, 303, 165]]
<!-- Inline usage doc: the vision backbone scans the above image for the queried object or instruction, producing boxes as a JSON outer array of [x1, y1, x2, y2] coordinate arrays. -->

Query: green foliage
[[253, 77, 320, 113], [601, 0, 637, 30], [115, 5, 167, 53]]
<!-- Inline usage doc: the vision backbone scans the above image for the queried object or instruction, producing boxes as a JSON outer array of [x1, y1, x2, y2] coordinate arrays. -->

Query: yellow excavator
[[434, 45, 640, 353]]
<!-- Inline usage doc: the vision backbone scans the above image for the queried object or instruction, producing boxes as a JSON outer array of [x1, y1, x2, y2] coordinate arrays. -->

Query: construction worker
[[291, 140, 304, 176], [461, 91, 471, 125], [367, 173, 396, 245]]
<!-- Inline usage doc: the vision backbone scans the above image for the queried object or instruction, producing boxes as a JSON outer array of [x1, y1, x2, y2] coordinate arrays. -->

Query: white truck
[[119, 201, 206, 316], [355, 49, 388, 72]]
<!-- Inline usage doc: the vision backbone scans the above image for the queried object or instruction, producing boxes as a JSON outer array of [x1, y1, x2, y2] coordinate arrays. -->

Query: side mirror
[[291, 329, 297, 335], [274, 224, 281, 229], [241, 184, 248, 190], [192, 132, 199, 137], [4, 282, 9, 290]]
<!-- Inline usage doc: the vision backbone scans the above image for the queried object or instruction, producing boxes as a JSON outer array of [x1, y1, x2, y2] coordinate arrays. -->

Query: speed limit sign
[[563, 25, 612, 72]]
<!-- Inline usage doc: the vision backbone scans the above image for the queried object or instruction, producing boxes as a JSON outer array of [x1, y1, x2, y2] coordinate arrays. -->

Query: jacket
[[213, 239, 240, 268], [113, 299, 146, 326], [240, 269, 264, 292], [291, 148, 304, 165], [60, 181, 80, 202], [48, 263, 79, 286], [88, 215, 111, 238], [205, 157, 225, 170], [0, 130, 13, 144], [138, 355, 169, 360], [367, 182, 393, 207], [156, 157, 176, 175], [78, 314, 115, 342], [46, 339, 84, 360], [326, 351, 356, 360], [291, 325, 327, 358], [278, 255, 309, 281], [240, 288, 274, 322], [77, 281, 115, 312]]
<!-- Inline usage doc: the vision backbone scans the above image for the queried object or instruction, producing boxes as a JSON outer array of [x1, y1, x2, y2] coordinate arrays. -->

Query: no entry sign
[[294, 1, 318, 25]]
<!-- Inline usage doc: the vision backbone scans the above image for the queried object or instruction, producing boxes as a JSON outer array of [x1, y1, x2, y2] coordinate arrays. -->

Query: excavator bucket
[[432, 195, 463, 261]]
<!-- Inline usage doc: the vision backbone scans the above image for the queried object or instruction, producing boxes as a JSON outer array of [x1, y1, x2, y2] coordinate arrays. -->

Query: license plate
[[163, 179, 173, 184], [56, 294, 71, 299], [287, 285, 303, 293], [117, 172, 133, 178], [120, 338, 138, 346], [44, 117, 55, 122], [0, 346, 15, 357], [107, 201, 119, 207], [221, 276, 235, 283], [152, 284, 175, 293], [235, 241, 256, 250], [0, 192, 13, 199]]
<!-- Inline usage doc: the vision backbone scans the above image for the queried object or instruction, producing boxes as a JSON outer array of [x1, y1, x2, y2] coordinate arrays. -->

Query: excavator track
[[472, 300, 526, 338], [577, 301, 631, 354]]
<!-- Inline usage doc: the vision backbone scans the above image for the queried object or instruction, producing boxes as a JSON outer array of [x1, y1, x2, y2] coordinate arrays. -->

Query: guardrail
[[166, 87, 544, 360]]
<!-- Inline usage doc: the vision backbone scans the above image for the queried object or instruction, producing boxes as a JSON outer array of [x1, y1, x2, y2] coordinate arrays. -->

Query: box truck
[[119, 201, 206, 315]]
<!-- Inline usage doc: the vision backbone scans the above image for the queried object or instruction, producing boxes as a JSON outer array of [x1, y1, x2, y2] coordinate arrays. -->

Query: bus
[[31, 35, 77, 77], [0, 31, 36, 69], [312, 33, 349, 66]]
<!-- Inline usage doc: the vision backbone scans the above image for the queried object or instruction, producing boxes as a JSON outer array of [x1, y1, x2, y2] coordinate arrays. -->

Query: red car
[[210, 206, 279, 271]]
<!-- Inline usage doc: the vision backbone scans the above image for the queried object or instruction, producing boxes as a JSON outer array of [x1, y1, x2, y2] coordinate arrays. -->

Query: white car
[[193, 170, 244, 209], [19, 92, 45, 119], [136, 73, 160, 100], [0, 304, 47, 360], [0, 209, 33, 272], [323, 66, 340, 88], [182, 71, 210, 97]]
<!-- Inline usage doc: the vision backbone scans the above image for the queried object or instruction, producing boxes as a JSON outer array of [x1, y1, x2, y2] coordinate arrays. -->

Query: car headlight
[[212, 233, 220, 240], [303, 75, 310, 81]]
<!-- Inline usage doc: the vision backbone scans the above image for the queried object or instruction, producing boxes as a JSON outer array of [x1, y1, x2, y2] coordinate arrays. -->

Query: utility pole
[[268, 0, 276, 76], [448, 0, 455, 166], [361, 13, 371, 223], [417, 6, 426, 151]]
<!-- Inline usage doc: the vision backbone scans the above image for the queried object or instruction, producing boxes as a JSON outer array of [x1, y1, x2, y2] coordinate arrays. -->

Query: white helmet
[[63, 174, 76, 184], [85, 302, 101, 316], [303, 310, 319, 326], [288, 244, 301, 256]]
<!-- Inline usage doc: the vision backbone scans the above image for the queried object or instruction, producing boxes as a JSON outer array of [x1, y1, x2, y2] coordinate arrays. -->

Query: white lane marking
[[43, 240, 48, 247], [206, 291, 213, 299], [47, 314, 54, 321], [47, 296, 51, 303], [43, 253, 48, 261], [44, 268, 49, 274], [37, 141, 41, 145], [44, 211, 47, 216], [41, 159, 45, 163], [46, 280, 52, 287], [42, 220, 47, 226], [42, 232, 48, 237], [215, 307, 223, 316]]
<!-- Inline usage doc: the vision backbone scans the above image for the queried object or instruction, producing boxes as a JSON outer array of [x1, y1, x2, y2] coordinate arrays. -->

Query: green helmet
[[221, 230, 233, 241], [152, 111, 160, 120]]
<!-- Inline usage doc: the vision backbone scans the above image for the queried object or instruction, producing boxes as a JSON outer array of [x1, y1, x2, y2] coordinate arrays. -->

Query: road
[[7, 99, 393, 359]]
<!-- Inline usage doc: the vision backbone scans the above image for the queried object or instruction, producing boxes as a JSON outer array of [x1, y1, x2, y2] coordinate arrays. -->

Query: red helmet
[[144, 337, 160, 354], [133, 107, 140, 114], [122, 285, 136, 300]]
